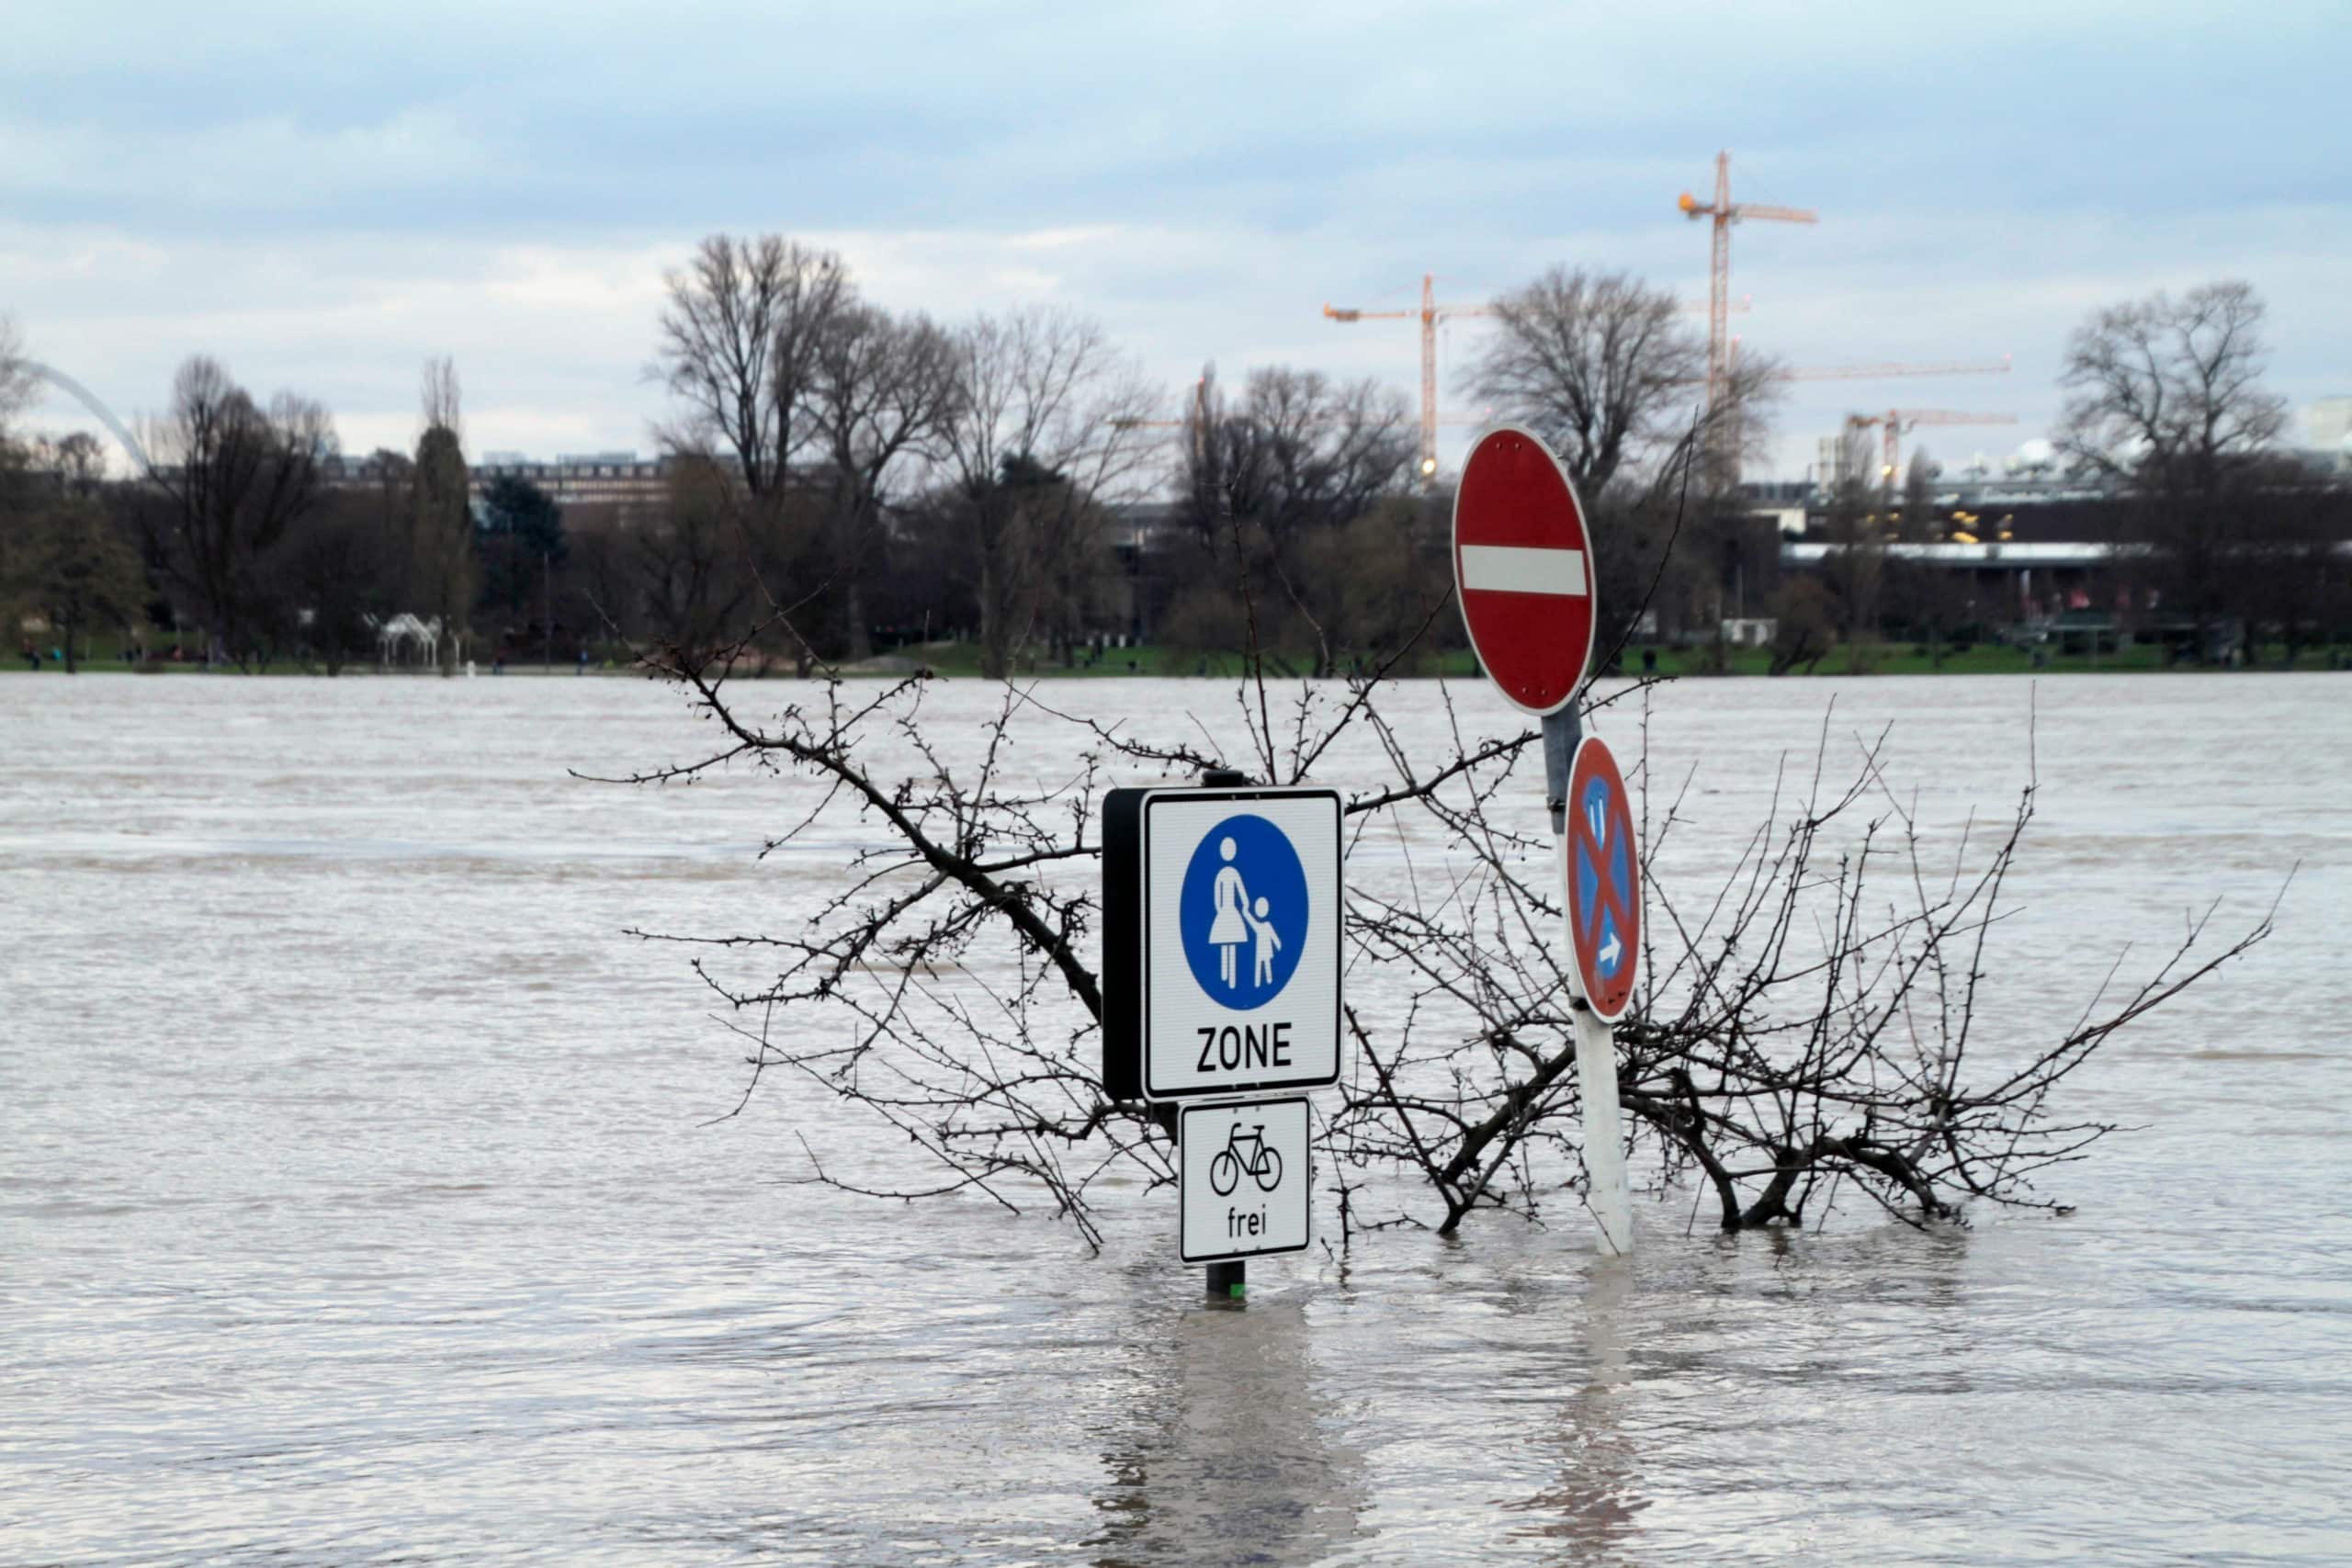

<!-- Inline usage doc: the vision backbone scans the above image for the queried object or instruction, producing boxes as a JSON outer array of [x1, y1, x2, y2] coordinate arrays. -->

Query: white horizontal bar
[[1460, 545, 1588, 596]]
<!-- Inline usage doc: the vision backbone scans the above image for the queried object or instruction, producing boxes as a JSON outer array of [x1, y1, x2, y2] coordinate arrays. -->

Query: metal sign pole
[[1199, 766, 1250, 1303], [1544, 709, 1634, 1256]]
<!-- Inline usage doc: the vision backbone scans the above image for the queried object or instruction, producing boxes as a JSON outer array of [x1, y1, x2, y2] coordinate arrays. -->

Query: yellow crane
[[1678, 152, 1816, 409], [1322, 274, 1492, 480], [1844, 408, 2018, 482]]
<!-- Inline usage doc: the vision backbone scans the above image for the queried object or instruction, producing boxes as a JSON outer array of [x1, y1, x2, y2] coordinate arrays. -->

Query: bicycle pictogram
[[1206, 1121, 1284, 1196]]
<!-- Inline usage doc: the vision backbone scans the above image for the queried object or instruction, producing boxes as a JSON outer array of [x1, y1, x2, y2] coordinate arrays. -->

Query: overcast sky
[[5, 0, 2346, 480]]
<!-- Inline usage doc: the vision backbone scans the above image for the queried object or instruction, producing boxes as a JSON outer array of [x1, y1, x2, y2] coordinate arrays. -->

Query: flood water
[[5, 671, 2348, 1564]]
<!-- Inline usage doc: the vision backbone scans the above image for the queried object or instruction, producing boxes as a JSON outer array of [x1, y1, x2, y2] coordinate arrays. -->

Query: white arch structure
[[17, 360, 156, 476]]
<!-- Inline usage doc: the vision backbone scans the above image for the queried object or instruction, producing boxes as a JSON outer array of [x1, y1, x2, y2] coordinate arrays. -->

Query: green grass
[[3, 629, 643, 675], [1627, 640, 2347, 677], [14, 630, 2346, 679]]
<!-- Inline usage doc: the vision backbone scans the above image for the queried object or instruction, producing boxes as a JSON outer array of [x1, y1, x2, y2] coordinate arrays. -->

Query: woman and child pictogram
[[1205, 835, 1283, 990]]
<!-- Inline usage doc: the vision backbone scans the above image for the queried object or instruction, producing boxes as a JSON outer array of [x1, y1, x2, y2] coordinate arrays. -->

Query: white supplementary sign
[[1180, 1097, 1311, 1263], [1456, 544, 1589, 598], [1141, 788, 1342, 1101]]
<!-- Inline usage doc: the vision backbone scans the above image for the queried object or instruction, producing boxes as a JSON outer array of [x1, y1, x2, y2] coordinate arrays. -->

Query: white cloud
[[5, 0, 2346, 482]]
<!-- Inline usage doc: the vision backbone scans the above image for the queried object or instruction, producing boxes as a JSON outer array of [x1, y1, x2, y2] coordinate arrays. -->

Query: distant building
[[2301, 398, 2352, 477], [2307, 397, 2352, 451], [320, 449, 688, 518], [473, 453, 670, 509]]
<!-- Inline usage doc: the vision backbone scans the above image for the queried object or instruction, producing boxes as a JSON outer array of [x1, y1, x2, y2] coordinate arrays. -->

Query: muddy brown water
[[5, 672, 2347, 1563]]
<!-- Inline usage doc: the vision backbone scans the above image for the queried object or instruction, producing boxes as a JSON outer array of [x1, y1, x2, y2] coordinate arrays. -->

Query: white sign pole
[[1545, 712, 1633, 1256], [1569, 980, 1634, 1257]]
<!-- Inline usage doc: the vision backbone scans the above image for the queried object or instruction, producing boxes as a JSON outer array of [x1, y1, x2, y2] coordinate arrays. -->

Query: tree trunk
[[978, 554, 1009, 681], [844, 581, 871, 662]]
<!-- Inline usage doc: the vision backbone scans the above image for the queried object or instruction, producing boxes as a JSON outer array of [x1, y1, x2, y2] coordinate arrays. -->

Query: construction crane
[[1698, 344, 2008, 484], [1322, 274, 1744, 481], [1844, 409, 2018, 481], [1776, 355, 2014, 384], [1678, 152, 1815, 409], [1105, 373, 1484, 432], [1322, 274, 1495, 480]]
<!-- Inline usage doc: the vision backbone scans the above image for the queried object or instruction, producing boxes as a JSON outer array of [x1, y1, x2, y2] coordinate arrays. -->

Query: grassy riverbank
[[12, 634, 2349, 679]]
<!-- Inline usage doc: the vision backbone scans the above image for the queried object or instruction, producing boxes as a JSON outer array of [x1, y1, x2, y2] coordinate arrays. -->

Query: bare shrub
[[605, 629, 2273, 1252]]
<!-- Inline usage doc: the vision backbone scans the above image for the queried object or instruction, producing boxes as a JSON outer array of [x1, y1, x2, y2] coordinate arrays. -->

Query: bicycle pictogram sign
[[1566, 735, 1641, 1021], [1178, 1096, 1311, 1263], [1206, 1121, 1285, 1197]]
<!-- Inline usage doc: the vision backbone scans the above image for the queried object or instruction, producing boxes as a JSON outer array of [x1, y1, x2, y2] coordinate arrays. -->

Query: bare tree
[[1465, 267, 1777, 498], [1769, 577, 1838, 674], [2059, 281, 2289, 658], [1185, 367, 1414, 542], [139, 355, 334, 669], [1818, 423, 1889, 666], [653, 234, 851, 500], [17, 493, 147, 671], [411, 359, 472, 675], [944, 308, 1158, 677], [421, 355, 463, 445], [604, 615, 2271, 1251], [1166, 366, 1421, 674], [1899, 447, 1937, 541], [2235, 456, 2352, 666], [810, 305, 965, 660], [1462, 273, 1781, 660], [274, 486, 396, 676], [0, 315, 34, 438], [43, 432, 110, 490], [634, 452, 762, 659]]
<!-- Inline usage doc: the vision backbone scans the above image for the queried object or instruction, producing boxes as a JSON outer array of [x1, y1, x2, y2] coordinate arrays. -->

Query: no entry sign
[[1565, 735, 1640, 1020], [1453, 425, 1598, 716]]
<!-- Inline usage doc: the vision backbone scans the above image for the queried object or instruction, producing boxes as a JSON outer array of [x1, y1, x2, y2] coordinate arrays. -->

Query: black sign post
[[1104, 768, 1254, 1303]]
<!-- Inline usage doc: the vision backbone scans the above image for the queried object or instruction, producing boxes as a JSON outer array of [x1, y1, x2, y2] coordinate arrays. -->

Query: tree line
[[4, 262, 2343, 675]]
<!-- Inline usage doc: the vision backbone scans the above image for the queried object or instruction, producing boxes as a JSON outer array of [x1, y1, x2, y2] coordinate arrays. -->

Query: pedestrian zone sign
[[1100, 786, 1342, 1103]]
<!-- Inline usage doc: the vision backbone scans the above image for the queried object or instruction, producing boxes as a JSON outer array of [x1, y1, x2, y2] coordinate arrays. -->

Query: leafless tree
[[268, 482, 400, 677], [2058, 281, 2290, 657], [1464, 266, 1778, 498], [1183, 367, 1413, 542], [139, 355, 334, 669], [0, 315, 34, 437], [604, 610, 2271, 1253], [411, 359, 472, 674], [633, 451, 763, 658], [1461, 273, 1782, 658], [15, 493, 147, 671], [2234, 456, 2352, 665], [1167, 366, 1421, 673], [421, 355, 463, 445], [809, 305, 965, 660], [944, 307, 1158, 677], [1817, 424, 1889, 667], [1769, 577, 1838, 675], [40, 432, 110, 491], [652, 234, 851, 499]]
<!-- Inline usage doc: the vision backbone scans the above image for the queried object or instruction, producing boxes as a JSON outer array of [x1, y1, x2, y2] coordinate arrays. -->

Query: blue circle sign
[[1179, 814, 1310, 1008]]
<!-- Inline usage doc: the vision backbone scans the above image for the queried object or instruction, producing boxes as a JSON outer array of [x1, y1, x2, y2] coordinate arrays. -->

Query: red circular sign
[[1452, 425, 1598, 716], [1565, 735, 1640, 1021]]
